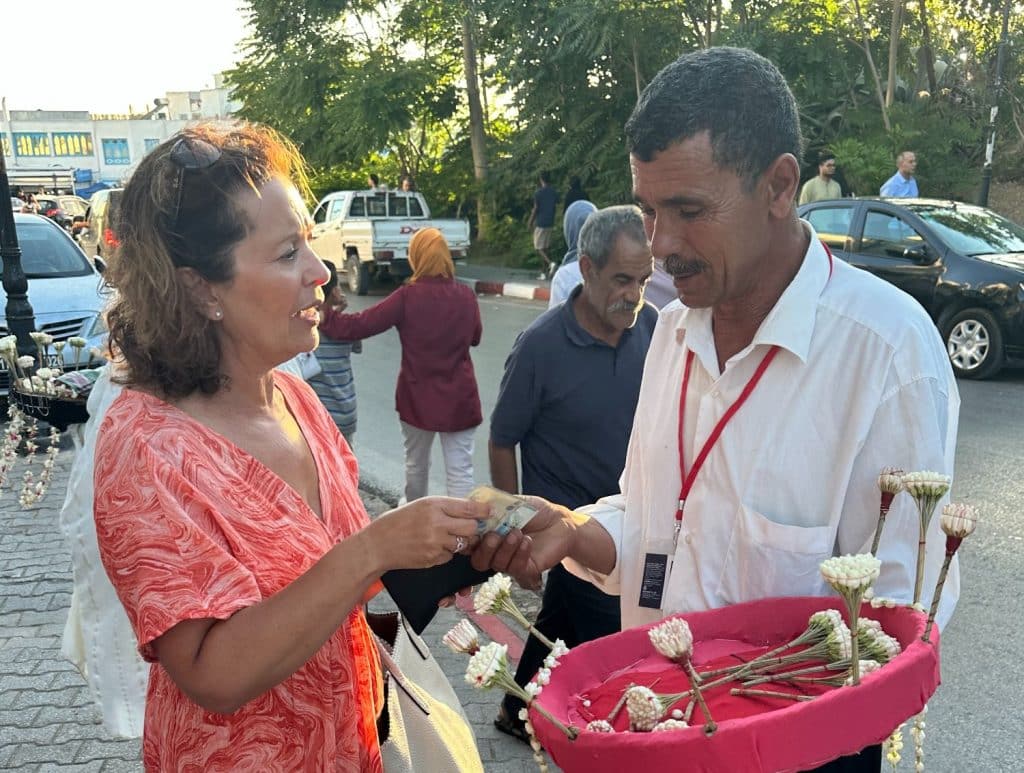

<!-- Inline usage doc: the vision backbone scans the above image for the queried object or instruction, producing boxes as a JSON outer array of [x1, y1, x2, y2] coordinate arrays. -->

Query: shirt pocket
[[715, 503, 833, 605]]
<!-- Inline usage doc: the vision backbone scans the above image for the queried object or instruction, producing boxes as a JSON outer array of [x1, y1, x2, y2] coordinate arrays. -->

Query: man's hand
[[469, 496, 575, 590]]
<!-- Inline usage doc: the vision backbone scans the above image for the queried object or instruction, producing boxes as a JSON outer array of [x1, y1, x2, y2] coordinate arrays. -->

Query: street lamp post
[[978, 0, 1012, 208], [0, 151, 38, 355]]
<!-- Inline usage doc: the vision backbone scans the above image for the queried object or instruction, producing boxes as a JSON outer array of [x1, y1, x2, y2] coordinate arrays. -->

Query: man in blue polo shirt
[[880, 150, 919, 197], [528, 171, 559, 279], [489, 204, 658, 740]]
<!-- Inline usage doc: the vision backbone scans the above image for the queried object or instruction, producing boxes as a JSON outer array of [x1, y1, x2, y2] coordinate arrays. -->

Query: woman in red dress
[[93, 122, 486, 771], [319, 228, 483, 502]]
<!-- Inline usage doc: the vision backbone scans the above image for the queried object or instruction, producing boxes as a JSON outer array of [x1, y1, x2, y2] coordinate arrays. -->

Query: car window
[[805, 207, 853, 250], [327, 199, 346, 221], [409, 197, 424, 217], [312, 203, 327, 224], [913, 205, 1024, 256], [389, 193, 408, 217], [861, 211, 925, 259], [37, 199, 58, 211], [349, 196, 365, 217], [367, 194, 387, 217], [17, 221, 94, 277]]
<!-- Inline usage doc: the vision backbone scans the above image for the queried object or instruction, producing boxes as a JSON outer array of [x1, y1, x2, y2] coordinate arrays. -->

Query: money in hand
[[468, 485, 539, 536]]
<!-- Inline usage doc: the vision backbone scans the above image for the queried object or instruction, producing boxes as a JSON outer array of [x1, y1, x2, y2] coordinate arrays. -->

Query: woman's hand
[[367, 496, 490, 571], [469, 496, 577, 590], [327, 286, 348, 312]]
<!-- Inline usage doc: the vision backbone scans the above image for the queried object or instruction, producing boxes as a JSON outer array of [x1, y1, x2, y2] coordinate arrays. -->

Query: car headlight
[[86, 313, 108, 340]]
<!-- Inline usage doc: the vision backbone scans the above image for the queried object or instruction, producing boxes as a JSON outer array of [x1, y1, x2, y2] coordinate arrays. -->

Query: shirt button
[[685, 534, 693, 545], [711, 390, 721, 398]]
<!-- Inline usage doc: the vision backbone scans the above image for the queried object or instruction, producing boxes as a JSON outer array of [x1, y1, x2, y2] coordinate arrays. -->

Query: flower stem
[[923, 550, 954, 643], [871, 495, 894, 555], [731, 688, 816, 702], [685, 661, 717, 735], [504, 601, 555, 650], [913, 532, 927, 605], [529, 700, 579, 741]]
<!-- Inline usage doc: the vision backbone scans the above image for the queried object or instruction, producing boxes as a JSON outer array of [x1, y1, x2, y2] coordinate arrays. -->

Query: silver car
[[0, 213, 106, 395]]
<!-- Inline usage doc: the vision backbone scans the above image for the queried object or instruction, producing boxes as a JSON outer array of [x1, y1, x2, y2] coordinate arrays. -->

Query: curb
[[460, 278, 550, 302]]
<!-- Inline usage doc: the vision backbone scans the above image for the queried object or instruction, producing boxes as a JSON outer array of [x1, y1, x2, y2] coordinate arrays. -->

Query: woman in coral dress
[[93, 121, 486, 771]]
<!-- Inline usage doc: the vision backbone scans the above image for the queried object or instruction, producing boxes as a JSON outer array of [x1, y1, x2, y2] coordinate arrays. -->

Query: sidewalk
[[0, 445, 549, 771], [456, 262, 552, 303]]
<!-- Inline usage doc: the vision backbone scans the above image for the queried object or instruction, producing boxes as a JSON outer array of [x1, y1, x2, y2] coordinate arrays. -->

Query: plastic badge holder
[[530, 596, 940, 773]]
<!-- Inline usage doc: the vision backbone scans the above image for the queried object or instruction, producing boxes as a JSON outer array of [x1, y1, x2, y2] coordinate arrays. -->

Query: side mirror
[[94, 255, 107, 274], [903, 246, 931, 264]]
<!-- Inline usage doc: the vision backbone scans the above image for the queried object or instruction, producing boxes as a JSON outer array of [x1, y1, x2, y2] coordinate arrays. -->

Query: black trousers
[[501, 564, 621, 720], [807, 744, 882, 772]]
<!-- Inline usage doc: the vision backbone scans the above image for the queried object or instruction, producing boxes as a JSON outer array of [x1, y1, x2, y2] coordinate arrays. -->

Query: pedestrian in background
[[400, 174, 416, 191], [528, 171, 559, 279], [490, 204, 658, 741], [308, 260, 359, 445], [548, 199, 597, 307], [880, 150, 919, 197], [321, 227, 483, 501], [563, 175, 588, 209], [20, 193, 39, 213], [799, 151, 842, 204]]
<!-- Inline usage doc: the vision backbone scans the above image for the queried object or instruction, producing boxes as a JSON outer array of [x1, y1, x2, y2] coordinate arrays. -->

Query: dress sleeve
[[94, 438, 262, 662], [489, 332, 539, 448], [320, 288, 405, 341]]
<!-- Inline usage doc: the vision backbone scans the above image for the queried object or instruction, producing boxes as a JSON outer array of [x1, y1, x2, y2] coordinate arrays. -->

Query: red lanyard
[[674, 242, 834, 535], [675, 345, 779, 529]]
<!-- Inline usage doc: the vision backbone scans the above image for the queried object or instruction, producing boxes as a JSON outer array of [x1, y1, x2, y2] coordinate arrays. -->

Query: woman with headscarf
[[320, 228, 483, 501], [548, 199, 597, 308]]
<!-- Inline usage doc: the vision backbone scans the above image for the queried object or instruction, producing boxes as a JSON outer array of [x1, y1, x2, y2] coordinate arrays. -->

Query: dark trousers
[[807, 745, 882, 772], [501, 564, 621, 720]]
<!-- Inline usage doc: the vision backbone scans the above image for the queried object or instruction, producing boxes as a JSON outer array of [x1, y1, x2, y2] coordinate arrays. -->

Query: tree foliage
[[227, 0, 1024, 261]]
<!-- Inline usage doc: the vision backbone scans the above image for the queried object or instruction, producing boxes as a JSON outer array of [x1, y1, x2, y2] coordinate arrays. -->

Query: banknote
[[468, 485, 539, 536]]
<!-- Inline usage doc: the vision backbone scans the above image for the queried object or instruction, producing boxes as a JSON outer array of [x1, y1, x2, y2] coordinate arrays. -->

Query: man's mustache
[[663, 254, 704, 277]]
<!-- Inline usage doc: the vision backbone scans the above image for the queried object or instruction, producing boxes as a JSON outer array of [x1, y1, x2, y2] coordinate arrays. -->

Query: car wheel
[[346, 254, 370, 296], [941, 307, 1005, 379]]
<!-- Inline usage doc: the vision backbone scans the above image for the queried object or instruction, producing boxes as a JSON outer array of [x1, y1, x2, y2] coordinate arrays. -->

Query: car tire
[[346, 253, 370, 296], [941, 307, 1004, 379]]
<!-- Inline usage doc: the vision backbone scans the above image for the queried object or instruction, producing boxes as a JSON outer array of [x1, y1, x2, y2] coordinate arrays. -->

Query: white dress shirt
[[569, 226, 960, 632]]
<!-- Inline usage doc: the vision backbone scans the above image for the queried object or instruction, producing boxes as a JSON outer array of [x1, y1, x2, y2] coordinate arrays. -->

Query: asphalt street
[[344, 280, 1024, 772]]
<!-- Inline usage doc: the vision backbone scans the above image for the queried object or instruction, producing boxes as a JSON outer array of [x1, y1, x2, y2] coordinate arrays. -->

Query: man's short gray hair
[[578, 205, 647, 270]]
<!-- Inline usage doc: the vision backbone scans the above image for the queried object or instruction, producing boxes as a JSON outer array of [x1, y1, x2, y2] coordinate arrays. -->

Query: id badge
[[638, 537, 676, 610]]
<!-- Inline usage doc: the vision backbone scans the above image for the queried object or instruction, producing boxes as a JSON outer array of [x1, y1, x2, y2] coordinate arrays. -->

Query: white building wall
[[1, 74, 236, 192]]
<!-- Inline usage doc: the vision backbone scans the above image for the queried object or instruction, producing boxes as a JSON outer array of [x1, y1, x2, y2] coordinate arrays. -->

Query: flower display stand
[[530, 597, 939, 773], [9, 386, 90, 431]]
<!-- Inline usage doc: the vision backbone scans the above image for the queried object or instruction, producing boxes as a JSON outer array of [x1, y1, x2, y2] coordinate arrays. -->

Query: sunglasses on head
[[168, 136, 222, 229]]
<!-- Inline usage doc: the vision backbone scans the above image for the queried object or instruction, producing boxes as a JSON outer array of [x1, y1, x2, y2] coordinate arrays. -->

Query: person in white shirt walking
[[472, 47, 959, 773]]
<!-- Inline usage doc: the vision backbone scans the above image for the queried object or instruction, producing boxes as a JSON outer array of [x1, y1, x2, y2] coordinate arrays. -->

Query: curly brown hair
[[104, 121, 308, 398]]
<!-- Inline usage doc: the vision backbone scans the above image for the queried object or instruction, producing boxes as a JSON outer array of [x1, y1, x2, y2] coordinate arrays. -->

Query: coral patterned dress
[[93, 372, 384, 772]]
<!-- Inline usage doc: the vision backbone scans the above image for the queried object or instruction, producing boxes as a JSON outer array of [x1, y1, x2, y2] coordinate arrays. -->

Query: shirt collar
[[672, 223, 831, 371]]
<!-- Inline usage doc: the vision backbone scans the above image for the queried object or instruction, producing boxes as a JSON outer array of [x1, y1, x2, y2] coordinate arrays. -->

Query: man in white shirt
[[472, 47, 959, 773]]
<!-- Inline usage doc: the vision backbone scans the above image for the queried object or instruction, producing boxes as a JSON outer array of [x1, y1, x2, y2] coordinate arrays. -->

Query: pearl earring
[[214, 310, 223, 319]]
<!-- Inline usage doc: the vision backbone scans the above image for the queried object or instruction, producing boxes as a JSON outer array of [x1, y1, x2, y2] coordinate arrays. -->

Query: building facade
[[1, 74, 239, 195]]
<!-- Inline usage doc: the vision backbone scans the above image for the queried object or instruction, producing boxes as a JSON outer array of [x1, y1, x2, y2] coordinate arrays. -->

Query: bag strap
[[375, 636, 431, 715]]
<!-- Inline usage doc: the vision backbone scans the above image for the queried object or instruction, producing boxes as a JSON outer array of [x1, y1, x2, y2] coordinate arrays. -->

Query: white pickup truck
[[310, 190, 471, 295]]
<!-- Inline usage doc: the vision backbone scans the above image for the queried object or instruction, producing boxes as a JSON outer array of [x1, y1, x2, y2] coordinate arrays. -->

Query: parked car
[[76, 188, 123, 260], [310, 189, 471, 295], [0, 214, 106, 396], [799, 197, 1024, 379], [35, 194, 89, 230]]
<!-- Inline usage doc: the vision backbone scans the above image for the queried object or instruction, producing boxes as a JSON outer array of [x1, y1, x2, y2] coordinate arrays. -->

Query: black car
[[798, 197, 1024, 379], [35, 195, 89, 229]]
